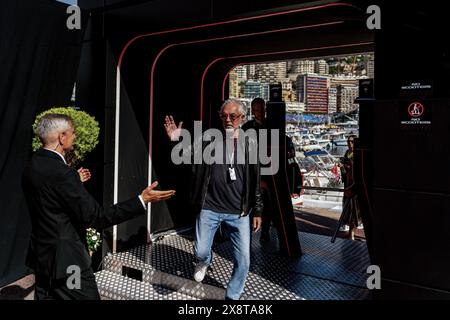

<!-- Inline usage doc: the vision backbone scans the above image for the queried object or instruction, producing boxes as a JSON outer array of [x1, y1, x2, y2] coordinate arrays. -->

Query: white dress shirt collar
[[43, 148, 67, 165]]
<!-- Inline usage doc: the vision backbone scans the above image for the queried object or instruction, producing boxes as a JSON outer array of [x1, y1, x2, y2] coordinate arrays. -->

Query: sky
[[56, 0, 77, 5]]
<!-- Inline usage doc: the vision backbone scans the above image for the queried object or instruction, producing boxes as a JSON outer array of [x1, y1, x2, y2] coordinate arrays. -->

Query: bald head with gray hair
[[220, 98, 247, 115], [35, 113, 74, 145]]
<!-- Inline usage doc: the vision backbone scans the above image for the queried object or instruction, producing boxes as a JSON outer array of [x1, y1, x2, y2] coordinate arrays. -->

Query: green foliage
[[32, 107, 99, 166], [329, 66, 338, 74], [86, 228, 102, 253]]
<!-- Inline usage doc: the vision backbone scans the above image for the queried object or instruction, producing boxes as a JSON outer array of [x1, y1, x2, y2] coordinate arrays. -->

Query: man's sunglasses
[[219, 113, 242, 121]]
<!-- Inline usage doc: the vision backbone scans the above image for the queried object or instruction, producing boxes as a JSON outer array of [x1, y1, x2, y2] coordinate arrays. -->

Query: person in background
[[338, 135, 363, 239], [242, 97, 266, 132], [286, 135, 304, 204], [242, 98, 272, 242]]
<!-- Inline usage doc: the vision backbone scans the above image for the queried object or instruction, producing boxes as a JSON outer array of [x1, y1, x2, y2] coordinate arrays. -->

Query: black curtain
[[0, 0, 85, 287]]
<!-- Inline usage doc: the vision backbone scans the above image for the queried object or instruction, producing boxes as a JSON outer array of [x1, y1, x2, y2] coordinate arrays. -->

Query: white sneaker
[[339, 225, 350, 232], [193, 263, 208, 282]]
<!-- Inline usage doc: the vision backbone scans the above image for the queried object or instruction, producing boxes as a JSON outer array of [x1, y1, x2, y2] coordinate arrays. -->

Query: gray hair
[[35, 113, 73, 142], [220, 98, 247, 115]]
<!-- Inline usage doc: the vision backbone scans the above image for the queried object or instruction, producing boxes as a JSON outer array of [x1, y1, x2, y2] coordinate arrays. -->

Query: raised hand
[[78, 167, 91, 183], [164, 115, 183, 141], [141, 181, 176, 204]]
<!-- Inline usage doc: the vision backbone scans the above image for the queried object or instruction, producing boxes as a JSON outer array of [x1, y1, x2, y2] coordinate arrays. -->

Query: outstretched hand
[[141, 181, 176, 204], [78, 167, 91, 183], [164, 115, 183, 141]]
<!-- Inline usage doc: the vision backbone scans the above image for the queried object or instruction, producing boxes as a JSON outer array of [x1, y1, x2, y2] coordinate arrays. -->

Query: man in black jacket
[[164, 99, 262, 300], [242, 97, 266, 132], [22, 113, 175, 300], [242, 98, 272, 242]]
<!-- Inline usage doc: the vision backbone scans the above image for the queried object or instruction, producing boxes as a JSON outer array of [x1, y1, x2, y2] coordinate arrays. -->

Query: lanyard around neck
[[226, 138, 237, 168]]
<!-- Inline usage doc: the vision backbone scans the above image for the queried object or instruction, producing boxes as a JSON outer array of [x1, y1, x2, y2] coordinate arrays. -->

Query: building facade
[[296, 74, 329, 114], [336, 84, 359, 113]]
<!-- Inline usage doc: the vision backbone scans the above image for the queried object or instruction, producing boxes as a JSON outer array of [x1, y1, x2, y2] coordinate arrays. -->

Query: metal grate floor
[[97, 231, 371, 300], [96, 270, 198, 300]]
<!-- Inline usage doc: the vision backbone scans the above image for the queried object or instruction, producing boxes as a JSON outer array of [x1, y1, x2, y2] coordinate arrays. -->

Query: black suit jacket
[[22, 149, 145, 279]]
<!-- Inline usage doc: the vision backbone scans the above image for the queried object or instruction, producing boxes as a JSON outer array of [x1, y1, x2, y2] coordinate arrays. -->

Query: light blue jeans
[[194, 209, 251, 300]]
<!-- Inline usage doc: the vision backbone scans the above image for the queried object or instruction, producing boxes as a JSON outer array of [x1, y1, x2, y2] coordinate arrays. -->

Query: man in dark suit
[[22, 113, 175, 300]]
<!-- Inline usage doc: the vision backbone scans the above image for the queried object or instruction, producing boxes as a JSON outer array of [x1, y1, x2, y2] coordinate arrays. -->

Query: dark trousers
[[261, 186, 273, 234], [34, 268, 100, 300]]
